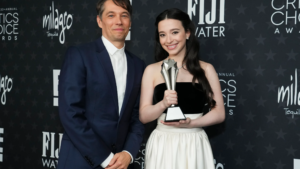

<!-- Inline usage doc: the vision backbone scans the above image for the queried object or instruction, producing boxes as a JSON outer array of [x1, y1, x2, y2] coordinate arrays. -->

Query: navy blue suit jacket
[[57, 38, 145, 169]]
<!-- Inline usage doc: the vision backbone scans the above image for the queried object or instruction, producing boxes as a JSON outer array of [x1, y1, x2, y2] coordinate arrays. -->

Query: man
[[57, 0, 145, 169]]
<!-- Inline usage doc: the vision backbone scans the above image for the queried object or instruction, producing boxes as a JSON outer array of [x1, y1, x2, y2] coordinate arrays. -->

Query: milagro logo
[[187, 0, 225, 38], [0, 7, 19, 41], [53, 69, 60, 107], [42, 131, 63, 168], [278, 69, 300, 118], [0, 75, 13, 105], [0, 128, 3, 162], [43, 1, 73, 44], [271, 0, 300, 34], [219, 72, 236, 116]]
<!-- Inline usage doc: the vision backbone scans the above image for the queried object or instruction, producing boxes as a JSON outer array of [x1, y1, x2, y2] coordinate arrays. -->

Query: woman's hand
[[160, 118, 192, 128], [162, 90, 178, 109]]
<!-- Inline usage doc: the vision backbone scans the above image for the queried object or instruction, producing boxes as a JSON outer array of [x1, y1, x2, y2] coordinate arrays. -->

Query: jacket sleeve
[[123, 61, 146, 158], [59, 46, 111, 168]]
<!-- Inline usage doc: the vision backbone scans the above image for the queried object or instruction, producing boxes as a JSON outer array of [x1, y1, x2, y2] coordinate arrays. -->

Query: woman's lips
[[167, 44, 178, 50]]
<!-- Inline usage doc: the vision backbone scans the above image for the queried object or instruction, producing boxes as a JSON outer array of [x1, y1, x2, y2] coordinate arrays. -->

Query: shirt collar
[[101, 36, 125, 56]]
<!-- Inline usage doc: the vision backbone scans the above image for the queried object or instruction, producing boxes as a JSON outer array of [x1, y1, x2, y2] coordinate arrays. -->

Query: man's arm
[[106, 93, 145, 169], [59, 46, 112, 168], [122, 92, 145, 157], [107, 61, 146, 169], [123, 61, 146, 158]]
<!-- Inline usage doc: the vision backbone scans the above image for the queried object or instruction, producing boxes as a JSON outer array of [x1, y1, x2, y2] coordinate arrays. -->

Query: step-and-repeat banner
[[0, 0, 299, 168]]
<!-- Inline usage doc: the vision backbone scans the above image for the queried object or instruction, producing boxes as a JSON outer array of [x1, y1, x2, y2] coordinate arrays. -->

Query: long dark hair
[[155, 8, 216, 108]]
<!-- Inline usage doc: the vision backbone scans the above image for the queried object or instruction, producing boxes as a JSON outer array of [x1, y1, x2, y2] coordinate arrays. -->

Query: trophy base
[[164, 107, 186, 122]]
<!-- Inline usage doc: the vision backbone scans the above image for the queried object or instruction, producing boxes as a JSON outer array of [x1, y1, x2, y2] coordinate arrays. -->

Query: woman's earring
[[186, 37, 189, 40]]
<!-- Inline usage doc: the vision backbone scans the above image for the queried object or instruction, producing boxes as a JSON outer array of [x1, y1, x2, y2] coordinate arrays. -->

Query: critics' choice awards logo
[[219, 73, 236, 115], [0, 75, 13, 105], [278, 69, 300, 118], [0, 128, 3, 162], [43, 1, 73, 44], [188, 0, 225, 38], [42, 131, 63, 168], [271, 0, 300, 34], [0, 7, 18, 41], [53, 69, 60, 107]]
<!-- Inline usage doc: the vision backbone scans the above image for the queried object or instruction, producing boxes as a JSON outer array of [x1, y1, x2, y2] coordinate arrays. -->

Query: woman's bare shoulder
[[144, 61, 164, 77], [199, 60, 211, 69], [199, 61, 217, 76]]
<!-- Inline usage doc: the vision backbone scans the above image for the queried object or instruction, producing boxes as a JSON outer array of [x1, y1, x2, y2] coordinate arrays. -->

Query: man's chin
[[112, 36, 127, 42]]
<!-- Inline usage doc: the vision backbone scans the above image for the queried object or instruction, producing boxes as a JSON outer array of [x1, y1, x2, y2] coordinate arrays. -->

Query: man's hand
[[105, 152, 131, 169]]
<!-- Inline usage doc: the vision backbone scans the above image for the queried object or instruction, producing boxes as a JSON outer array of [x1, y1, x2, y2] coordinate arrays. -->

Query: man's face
[[97, 0, 131, 43]]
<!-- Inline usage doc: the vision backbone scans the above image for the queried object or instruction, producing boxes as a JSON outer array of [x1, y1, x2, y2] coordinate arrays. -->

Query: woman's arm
[[139, 64, 178, 124], [161, 62, 225, 128], [189, 63, 225, 127]]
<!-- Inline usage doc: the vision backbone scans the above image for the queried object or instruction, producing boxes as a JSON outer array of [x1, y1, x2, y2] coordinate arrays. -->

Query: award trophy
[[161, 59, 186, 122]]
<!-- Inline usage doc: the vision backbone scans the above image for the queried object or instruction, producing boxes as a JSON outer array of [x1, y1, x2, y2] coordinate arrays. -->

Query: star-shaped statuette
[[163, 59, 177, 70]]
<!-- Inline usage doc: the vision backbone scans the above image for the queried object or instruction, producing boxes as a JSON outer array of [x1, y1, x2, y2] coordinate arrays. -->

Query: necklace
[[178, 64, 185, 69]]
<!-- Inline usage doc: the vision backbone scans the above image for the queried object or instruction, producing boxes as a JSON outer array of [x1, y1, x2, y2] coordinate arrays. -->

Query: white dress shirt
[[100, 36, 133, 168]]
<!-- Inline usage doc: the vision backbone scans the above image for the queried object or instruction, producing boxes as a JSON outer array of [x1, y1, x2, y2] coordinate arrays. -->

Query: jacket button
[[112, 144, 116, 148]]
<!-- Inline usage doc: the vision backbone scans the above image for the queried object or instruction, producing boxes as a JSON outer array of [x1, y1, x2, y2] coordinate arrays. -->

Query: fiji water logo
[[42, 131, 63, 168], [0, 128, 3, 162], [187, 0, 225, 38], [278, 69, 300, 118], [43, 1, 73, 44], [0, 75, 13, 105]]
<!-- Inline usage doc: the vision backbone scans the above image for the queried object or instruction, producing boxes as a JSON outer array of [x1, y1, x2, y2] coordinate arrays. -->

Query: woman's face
[[158, 19, 190, 58]]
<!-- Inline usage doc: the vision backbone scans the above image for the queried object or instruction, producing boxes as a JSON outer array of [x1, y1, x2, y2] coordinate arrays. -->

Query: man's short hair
[[96, 0, 132, 19]]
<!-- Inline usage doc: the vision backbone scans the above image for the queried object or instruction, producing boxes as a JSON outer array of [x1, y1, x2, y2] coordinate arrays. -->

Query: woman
[[139, 8, 225, 169]]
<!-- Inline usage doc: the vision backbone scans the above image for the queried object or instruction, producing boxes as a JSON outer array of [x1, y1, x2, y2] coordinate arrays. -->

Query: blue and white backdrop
[[0, 0, 299, 168]]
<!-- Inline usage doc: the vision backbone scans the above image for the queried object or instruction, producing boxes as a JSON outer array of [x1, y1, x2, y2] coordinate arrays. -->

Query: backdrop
[[0, 0, 299, 169]]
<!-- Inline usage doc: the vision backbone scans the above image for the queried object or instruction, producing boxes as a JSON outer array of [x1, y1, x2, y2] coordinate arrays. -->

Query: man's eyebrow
[[105, 11, 129, 15], [105, 11, 115, 14]]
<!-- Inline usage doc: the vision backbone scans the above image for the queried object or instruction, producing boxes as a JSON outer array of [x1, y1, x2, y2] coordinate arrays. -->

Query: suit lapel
[[95, 38, 119, 112], [119, 51, 134, 120]]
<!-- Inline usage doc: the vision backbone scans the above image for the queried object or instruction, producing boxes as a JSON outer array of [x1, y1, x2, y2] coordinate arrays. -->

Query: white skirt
[[145, 113, 215, 169]]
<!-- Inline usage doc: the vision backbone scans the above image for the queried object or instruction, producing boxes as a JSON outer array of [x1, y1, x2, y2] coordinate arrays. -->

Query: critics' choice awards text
[[271, 0, 300, 34], [0, 8, 18, 41]]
